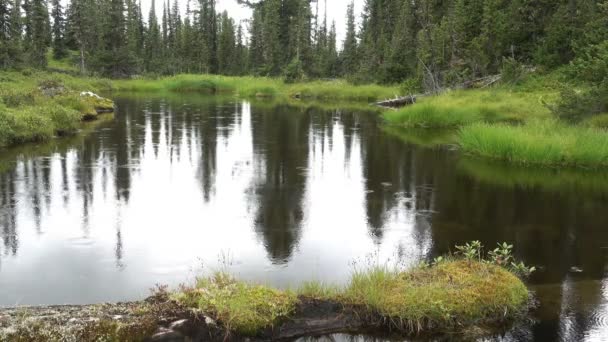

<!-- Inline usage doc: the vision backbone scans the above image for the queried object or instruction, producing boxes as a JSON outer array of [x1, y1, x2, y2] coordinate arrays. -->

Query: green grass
[[383, 86, 553, 128], [459, 120, 608, 169], [111, 74, 400, 102], [0, 70, 114, 147], [173, 259, 529, 336]]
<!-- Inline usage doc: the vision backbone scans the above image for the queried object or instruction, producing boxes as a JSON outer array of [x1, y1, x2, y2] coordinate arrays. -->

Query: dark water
[[1, 94, 608, 341]]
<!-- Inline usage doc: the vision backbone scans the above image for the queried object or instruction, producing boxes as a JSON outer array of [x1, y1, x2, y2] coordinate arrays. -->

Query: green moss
[[173, 273, 298, 336], [342, 260, 528, 332]]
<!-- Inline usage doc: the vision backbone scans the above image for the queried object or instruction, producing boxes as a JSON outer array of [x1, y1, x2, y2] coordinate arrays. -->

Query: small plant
[[432, 256, 444, 266], [488, 242, 514, 267], [455, 240, 482, 261], [399, 78, 422, 96], [283, 57, 306, 84], [500, 57, 525, 84], [510, 262, 536, 277]]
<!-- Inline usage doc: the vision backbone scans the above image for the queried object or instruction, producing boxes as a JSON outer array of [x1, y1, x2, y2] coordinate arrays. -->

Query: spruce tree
[[0, 0, 10, 69], [51, 0, 67, 59], [145, 0, 162, 73], [7, 0, 23, 68], [25, 0, 50, 68], [217, 11, 236, 75], [341, 1, 357, 76]]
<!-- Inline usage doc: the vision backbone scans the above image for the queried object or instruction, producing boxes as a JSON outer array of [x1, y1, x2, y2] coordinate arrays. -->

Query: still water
[[1, 94, 608, 341]]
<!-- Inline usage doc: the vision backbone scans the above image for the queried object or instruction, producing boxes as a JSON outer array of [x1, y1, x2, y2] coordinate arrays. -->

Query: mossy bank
[[0, 70, 115, 147]]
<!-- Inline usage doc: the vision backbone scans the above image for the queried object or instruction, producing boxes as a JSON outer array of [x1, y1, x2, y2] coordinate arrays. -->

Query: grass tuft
[[173, 272, 298, 336]]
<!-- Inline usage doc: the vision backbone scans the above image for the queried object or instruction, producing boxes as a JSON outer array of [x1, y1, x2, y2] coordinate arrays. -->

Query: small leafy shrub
[[399, 78, 422, 95], [0, 89, 38, 107], [283, 57, 305, 84], [551, 81, 608, 123], [0, 109, 54, 146], [455, 240, 483, 261], [501, 57, 526, 84], [585, 113, 608, 129], [46, 104, 81, 135], [456, 241, 536, 278]]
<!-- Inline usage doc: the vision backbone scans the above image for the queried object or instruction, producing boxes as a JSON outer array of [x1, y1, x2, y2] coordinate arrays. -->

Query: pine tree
[[145, 0, 162, 73], [51, 0, 67, 59], [95, 0, 135, 77], [25, 0, 50, 68], [341, 1, 358, 76], [7, 0, 23, 68], [66, 0, 99, 73], [248, 6, 264, 74], [234, 22, 247, 75], [217, 11, 235, 75], [0, 0, 10, 68]]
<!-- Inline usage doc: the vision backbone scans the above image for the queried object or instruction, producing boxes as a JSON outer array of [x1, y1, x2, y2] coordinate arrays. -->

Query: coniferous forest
[[0, 0, 606, 88]]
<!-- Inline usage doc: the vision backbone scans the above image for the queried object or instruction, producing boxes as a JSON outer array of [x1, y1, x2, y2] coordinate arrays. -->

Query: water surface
[[1, 94, 608, 341]]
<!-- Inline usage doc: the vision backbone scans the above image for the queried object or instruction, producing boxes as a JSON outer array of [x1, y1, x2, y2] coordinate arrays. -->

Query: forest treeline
[[0, 0, 607, 88]]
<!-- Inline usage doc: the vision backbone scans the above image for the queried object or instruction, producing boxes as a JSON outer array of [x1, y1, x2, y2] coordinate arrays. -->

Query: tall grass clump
[[459, 120, 608, 168]]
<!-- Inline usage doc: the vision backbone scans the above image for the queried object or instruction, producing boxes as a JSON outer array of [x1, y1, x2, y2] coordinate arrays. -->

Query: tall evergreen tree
[[145, 0, 162, 72], [51, 0, 67, 59], [217, 11, 236, 74], [0, 0, 10, 68], [24, 0, 50, 68], [341, 1, 358, 76], [7, 0, 23, 68]]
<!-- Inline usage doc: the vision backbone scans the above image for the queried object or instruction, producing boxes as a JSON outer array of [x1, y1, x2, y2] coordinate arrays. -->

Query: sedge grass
[[383, 87, 553, 128], [459, 120, 608, 169]]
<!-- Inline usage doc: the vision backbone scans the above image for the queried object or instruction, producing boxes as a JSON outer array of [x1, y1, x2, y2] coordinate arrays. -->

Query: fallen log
[[376, 95, 418, 108]]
